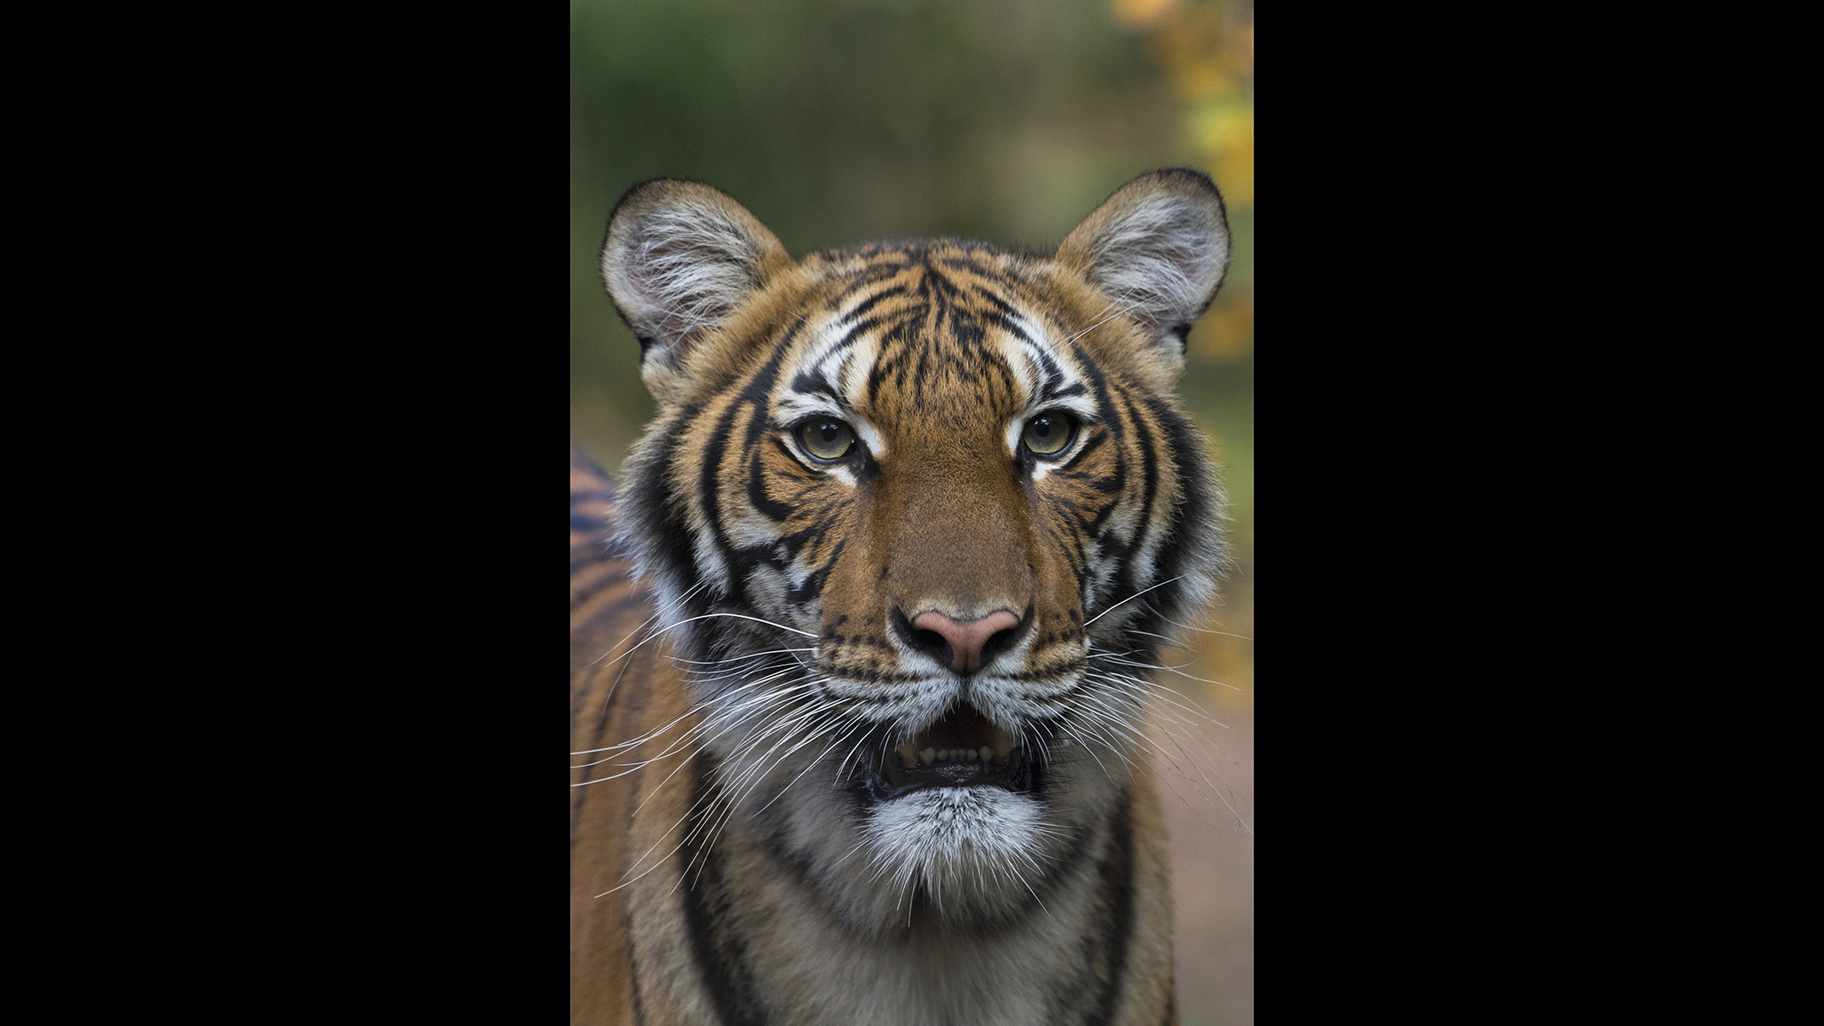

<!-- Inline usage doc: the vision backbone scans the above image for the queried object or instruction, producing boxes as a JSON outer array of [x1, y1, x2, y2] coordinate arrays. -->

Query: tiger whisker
[[680, 710, 869, 889], [571, 667, 805, 763], [593, 608, 817, 688], [621, 683, 823, 825], [1088, 670, 1232, 729], [1077, 668, 1252, 833], [1091, 652, 1245, 694], [1082, 574, 1188, 626], [1062, 286, 1153, 346], [1156, 611, 1254, 642]]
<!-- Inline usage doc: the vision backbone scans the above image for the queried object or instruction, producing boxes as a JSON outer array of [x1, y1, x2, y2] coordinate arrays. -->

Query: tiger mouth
[[863, 704, 1038, 799]]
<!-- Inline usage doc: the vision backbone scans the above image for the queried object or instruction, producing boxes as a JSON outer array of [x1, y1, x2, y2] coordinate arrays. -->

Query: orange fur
[[574, 171, 1227, 1025]]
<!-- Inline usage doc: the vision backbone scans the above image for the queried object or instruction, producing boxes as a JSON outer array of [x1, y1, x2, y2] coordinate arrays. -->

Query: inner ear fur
[[1056, 168, 1231, 350], [599, 179, 789, 381]]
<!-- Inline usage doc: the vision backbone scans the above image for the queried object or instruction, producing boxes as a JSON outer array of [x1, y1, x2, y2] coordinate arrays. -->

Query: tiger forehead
[[777, 253, 1082, 426]]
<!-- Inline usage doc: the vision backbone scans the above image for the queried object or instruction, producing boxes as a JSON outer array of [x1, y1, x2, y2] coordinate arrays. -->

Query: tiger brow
[[789, 368, 843, 404], [1002, 321, 1091, 410], [963, 285, 1082, 400], [973, 287, 1036, 342], [1026, 346, 1079, 396]]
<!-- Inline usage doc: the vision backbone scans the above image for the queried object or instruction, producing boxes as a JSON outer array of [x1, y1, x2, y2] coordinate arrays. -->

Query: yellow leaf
[[1191, 101, 1254, 206]]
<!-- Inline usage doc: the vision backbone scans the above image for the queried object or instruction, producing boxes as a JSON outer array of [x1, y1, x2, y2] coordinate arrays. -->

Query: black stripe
[[568, 573, 646, 619], [746, 438, 798, 522], [830, 313, 887, 355], [1065, 346, 1127, 543], [698, 400, 745, 584], [971, 282, 1023, 320], [786, 538, 844, 605], [787, 369, 842, 404], [832, 254, 914, 297], [679, 752, 770, 1026], [1134, 395, 1218, 634], [1054, 420, 1112, 476], [622, 405, 706, 617], [694, 318, 806, 604], [1087, 789, 1137, 1026], [1118, 386, 1162, 600], [838, 283, 907, 322], [864, 317, 917, 404], [623, 707, 650, 1025], [570, 638, 646, 845]]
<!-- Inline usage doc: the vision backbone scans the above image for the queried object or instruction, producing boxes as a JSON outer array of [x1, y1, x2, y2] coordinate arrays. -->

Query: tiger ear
[[600, 179, 789, 398], [1055, 168, 1231, 355]]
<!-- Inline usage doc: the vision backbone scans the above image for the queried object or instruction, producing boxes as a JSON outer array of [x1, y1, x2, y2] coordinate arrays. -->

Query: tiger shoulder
[[572, 169, 1230, 1026]]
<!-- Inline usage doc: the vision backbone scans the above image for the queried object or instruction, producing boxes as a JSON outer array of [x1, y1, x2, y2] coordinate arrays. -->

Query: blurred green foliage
[[567, 0, 1255, 735], [572, 0, 1252, 516], [571, 4, 1253, 1020]]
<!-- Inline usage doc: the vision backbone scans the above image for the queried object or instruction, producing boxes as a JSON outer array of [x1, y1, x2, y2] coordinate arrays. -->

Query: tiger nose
[[910, 610, 1022, 674]]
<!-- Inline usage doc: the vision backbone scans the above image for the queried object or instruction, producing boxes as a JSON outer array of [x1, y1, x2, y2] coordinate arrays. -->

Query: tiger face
[[602, 170, 1227, 936]]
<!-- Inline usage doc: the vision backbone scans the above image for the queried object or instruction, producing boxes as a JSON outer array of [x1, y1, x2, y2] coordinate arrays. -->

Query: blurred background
[[571, 1, 1252, 1021]]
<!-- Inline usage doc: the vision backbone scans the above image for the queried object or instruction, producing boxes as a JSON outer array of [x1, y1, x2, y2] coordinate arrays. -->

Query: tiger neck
[[662, 750, 1157, 1026]]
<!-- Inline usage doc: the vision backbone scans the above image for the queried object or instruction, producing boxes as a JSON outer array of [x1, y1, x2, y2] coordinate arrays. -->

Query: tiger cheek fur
[[574, 169, 1229, 1026]]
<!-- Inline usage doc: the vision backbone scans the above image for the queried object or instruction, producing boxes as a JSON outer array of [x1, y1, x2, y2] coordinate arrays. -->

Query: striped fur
[[573, 170, 1229, 1026]]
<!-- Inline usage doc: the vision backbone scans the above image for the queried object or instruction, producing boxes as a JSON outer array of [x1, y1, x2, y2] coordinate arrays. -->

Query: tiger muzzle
[[891, 606, 1029, 675], [863, 702, 1039, 800]]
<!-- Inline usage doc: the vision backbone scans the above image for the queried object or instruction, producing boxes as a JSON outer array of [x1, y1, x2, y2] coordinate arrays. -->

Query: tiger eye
[[1022, 413, 1076, 456], [797, 418, 855, 461]]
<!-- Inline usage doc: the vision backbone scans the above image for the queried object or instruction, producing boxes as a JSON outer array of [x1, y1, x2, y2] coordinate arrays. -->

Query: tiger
[[571, 168, 1231, 1026]]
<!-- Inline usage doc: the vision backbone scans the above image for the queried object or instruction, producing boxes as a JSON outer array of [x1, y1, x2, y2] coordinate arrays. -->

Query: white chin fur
[[861, 787, 1057, 925]]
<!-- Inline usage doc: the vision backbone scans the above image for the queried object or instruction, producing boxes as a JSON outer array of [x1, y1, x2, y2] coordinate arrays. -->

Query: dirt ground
[[1158, 666, 1254, 1025]]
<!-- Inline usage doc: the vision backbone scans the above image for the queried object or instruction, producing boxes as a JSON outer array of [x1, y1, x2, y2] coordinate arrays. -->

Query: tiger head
[[602, 170, 1228, 934]]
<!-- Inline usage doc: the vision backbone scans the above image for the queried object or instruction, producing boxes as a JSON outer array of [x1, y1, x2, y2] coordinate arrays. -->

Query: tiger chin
[[572, 169, 1229, 1026]]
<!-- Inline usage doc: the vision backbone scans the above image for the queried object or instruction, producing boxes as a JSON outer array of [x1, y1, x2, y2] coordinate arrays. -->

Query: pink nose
[[911, 609, 1021, 673]]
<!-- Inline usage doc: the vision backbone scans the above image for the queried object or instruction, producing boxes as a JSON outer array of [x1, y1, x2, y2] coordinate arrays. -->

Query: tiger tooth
[[920, 747, 936, 765], [979, 745, 992, 762]]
